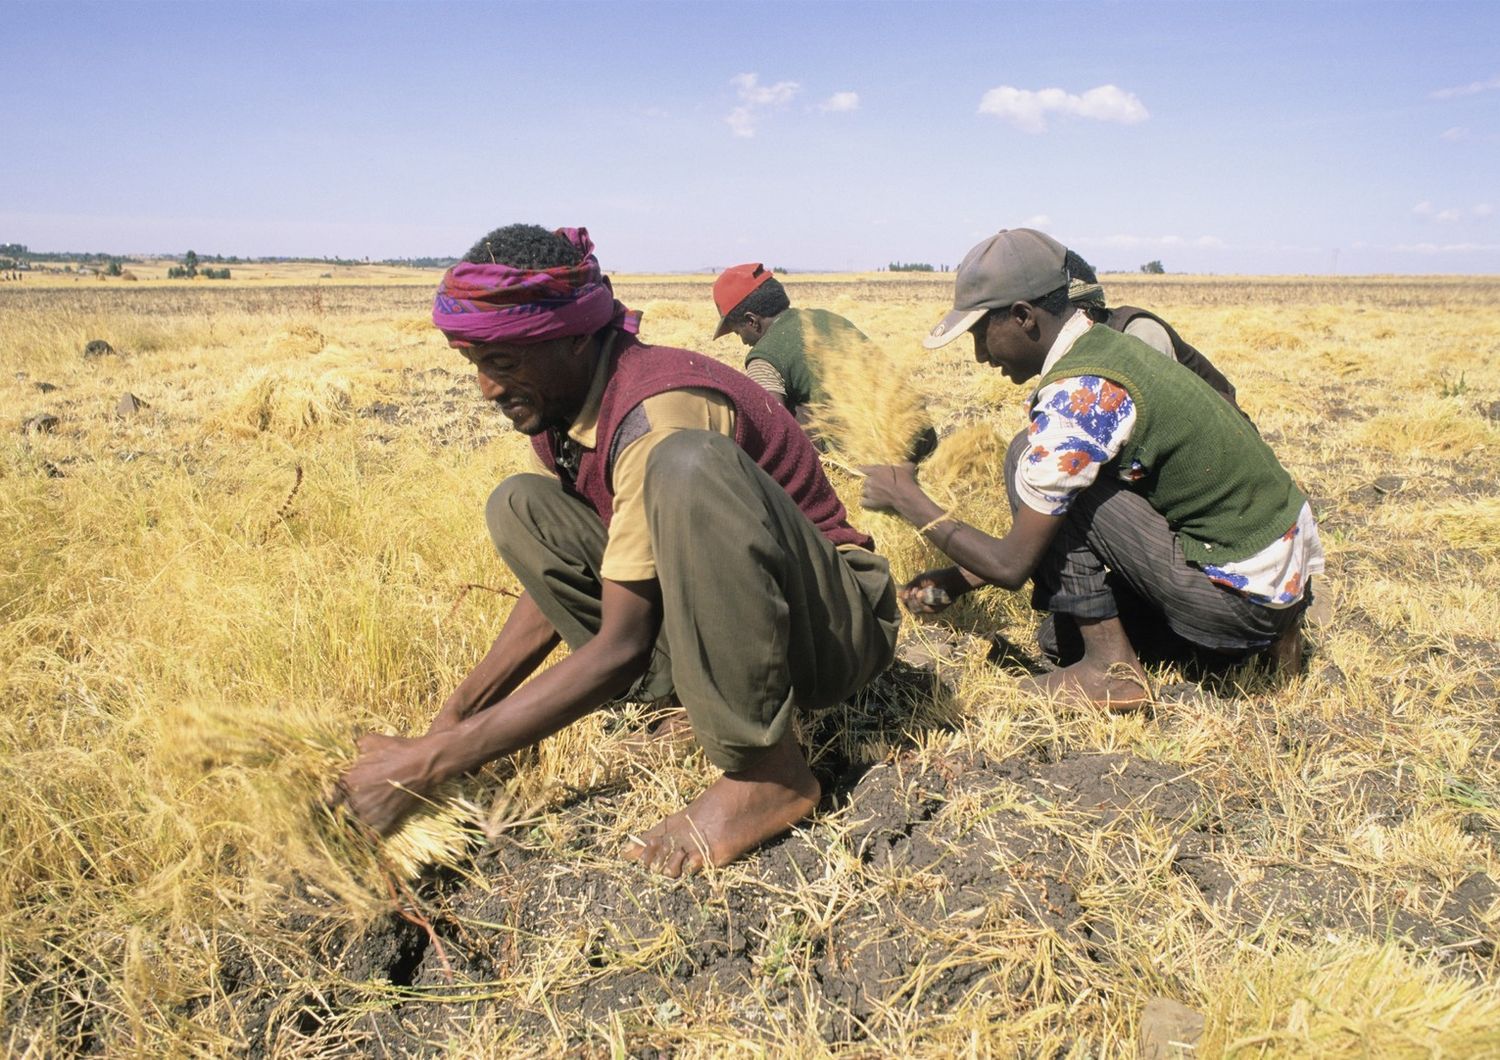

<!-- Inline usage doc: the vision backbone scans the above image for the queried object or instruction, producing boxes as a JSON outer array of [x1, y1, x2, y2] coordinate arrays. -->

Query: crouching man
[[339, 225, 898, 877], [859, 229, 1322, 708]]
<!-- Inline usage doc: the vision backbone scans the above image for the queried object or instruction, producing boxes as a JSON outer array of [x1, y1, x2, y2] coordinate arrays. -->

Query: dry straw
[[219, 366, 355, 437], [803, 326, 933, 467], [6, 276, 1500, 1054]]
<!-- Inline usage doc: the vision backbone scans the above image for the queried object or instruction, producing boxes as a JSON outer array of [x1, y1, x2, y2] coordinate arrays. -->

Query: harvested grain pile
[[264, 323, 326, 357], [220, 367, 354, 437]]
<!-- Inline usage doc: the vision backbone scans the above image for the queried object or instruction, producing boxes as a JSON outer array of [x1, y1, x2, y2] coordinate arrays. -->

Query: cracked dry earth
[[225, 735, 1498, 1055]]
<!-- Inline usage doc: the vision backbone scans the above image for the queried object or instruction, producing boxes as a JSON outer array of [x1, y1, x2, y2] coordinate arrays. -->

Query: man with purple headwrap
[[339, 224, 898, 878]]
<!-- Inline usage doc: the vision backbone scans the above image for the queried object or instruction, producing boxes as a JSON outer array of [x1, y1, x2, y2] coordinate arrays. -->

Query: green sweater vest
[[1037, 326, 1305, 565], [746, 307, 874, 408]]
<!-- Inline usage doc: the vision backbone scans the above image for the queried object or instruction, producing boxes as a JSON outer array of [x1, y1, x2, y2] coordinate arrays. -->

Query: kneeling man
[[340, 225, 898, 876], [860, 229, 1321, 707]]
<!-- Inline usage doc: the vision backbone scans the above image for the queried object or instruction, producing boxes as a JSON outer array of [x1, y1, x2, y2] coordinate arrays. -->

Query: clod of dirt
[[115, 392, 148, 416], [35, 381, 58, 393], [360, 401, 403, 425], [22, 413, 59, 435], [1139, 996, 1205, 1059], [82, 339, 116, 358]]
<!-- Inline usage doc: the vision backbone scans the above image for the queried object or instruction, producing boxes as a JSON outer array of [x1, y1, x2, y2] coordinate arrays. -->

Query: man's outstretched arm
[[427, 591, 560, 734], [858, 462, 1063, 593], [340, 578, 662, 834]]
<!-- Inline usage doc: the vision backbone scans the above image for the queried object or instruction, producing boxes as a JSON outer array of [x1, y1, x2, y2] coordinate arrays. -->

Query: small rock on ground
[[1140, 996, 1205, 1059]]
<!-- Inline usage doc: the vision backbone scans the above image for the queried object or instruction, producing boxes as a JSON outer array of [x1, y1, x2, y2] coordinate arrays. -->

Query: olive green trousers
[[484, 430, 899, 772]]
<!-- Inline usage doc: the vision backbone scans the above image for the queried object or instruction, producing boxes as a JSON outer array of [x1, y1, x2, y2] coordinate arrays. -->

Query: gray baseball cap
[[923, 228, 1069, 349]]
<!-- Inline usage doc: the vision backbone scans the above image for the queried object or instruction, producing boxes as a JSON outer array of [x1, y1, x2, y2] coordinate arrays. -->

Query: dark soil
[[220, 734, 1498, 1055]]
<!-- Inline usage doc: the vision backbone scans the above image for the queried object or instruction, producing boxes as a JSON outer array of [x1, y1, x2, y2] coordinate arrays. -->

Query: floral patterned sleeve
[[1014, 376, 1137, 516]]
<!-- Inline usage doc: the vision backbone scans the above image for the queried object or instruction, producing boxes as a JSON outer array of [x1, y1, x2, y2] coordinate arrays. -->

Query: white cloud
[[817, 91, 860, 113], [1430, 75, 1500, 100], [725, 106, 757, 139], [1077, 232, 1240, 252], [1440, 126, 1471, 141], [977, 84, 1148, 133], [1415, 200, 1479, 223], [1022, 214, 1051, 228], [732, 72, 800, 107], [1391, 241, 1500, 253], [725, 72, 801, 138]]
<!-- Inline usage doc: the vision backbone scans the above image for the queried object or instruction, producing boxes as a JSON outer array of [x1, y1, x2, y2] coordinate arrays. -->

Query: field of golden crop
[[3, 272, 1498, 1056]]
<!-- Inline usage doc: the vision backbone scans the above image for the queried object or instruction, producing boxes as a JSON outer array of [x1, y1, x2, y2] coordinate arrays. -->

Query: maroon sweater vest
[[531, 333, 873, 551]]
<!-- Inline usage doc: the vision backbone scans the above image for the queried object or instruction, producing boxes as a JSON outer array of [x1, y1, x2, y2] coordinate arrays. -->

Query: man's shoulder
[[1041, 324, 1169, 394], [755, 306, 869, 357], [798, 306, 868, 339], [609, 335, 742, 393], [1068, 323, 1163, 363]]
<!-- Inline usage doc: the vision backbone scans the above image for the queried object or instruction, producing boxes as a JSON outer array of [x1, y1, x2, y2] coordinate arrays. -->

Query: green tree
[[1140, 259, 1165, 274], [183, 250, 199, 278]]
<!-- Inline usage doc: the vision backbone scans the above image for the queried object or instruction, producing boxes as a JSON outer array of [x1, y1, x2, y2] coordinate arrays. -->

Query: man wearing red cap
[[339, 225, 898, 877], [860, 229, 1321, 707], [711, 264, 872, 426]]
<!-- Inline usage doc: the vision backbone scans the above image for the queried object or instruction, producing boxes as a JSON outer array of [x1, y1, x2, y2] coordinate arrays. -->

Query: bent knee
[[485, 474, 556, 545], [642, 430, 740, 492]]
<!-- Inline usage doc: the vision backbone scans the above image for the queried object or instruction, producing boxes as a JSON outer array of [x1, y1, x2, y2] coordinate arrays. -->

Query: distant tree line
[[381, 256, 460, 269], [4, 243, 468, 272], [165, 250, 231, 279], [888, 261, 936, 272]]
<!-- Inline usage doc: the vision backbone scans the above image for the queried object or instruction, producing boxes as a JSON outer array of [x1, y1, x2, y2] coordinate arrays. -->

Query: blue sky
[[3, 1, 1497, 273]]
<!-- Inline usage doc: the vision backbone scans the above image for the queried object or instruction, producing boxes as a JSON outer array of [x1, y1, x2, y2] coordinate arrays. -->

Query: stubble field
[[3, 271, 1499, 1056]]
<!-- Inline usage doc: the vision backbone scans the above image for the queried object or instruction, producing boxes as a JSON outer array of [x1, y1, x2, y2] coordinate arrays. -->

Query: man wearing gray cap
[[859, 229, 1322, 706]]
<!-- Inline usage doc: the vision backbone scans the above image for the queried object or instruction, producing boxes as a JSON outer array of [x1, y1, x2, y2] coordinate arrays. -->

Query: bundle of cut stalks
[[802, 327, 933, 468], [162, 700, 487, 913], [918, 419, 1016, 537], [803, 328, 1017, 582], [219, 366, 354, 437], [264, 323, 326, 357]]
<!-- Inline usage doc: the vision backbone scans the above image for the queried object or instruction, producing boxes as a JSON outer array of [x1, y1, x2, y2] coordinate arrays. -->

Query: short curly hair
[[463, 225, 582, 268], [1064, 249, 1099, 286], [722, 277, 791, 329], [1031, 284, 1072, 315]]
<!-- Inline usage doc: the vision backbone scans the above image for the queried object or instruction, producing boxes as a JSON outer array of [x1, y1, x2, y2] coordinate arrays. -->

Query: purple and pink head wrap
[[432, 227, 642, 348]]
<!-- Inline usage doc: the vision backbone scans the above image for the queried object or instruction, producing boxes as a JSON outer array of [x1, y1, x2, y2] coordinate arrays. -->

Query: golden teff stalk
[[802, 325, 933, 467]]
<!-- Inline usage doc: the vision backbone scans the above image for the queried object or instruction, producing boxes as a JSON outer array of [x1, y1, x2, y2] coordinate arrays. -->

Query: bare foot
[[621, 729, 820, 878], [1020, 657, 1152, 712], [1019, 614, 1152, 712]]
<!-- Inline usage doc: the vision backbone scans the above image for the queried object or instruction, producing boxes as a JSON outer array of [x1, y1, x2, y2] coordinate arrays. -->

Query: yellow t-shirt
[[559, 347, 736, 582]]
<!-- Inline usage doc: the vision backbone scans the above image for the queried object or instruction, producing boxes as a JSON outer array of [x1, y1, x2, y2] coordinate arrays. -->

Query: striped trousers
[[1004, 431, 1304, 659]]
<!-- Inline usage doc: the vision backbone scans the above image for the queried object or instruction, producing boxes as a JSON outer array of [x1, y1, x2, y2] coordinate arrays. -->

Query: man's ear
[[568, 331, 597, 359]]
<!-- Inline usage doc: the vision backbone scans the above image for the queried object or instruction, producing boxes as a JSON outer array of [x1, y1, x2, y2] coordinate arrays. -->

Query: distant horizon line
[[7, 254, 1499, 280]]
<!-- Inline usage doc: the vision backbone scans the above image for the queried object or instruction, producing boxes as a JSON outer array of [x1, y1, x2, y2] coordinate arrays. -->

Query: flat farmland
[[3, 274, 1499, 1056]]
